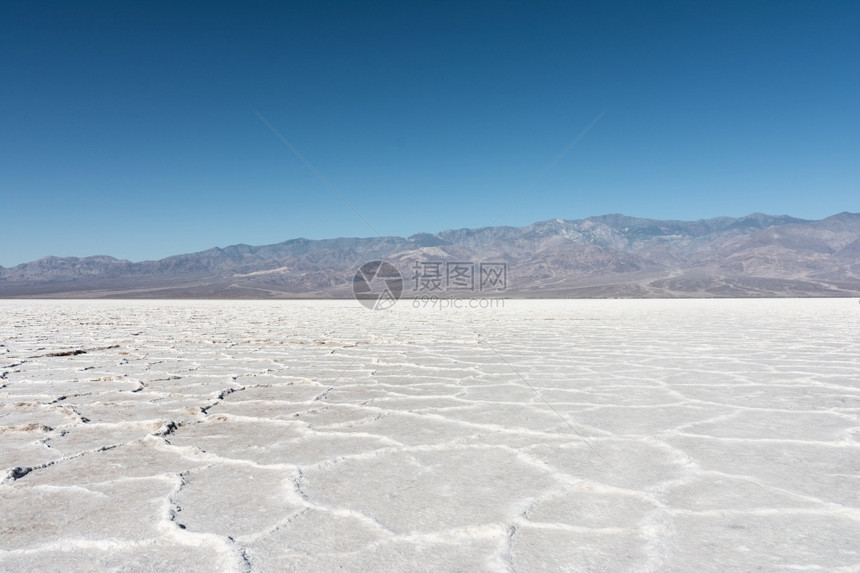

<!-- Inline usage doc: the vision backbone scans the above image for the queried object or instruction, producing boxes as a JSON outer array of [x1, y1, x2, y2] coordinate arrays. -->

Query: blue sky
[[2, 0, 858, 266]]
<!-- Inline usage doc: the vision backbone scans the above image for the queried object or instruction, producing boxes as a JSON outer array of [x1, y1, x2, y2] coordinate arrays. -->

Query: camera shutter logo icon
[[352, 261, 403, 310]]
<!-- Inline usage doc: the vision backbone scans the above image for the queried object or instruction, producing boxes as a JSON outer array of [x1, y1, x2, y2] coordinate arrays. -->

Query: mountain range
[[1, 212, 859, 298]]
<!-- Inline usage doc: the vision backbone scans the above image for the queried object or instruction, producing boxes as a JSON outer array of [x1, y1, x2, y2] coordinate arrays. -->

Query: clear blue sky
[[2, 0, 858, 266]]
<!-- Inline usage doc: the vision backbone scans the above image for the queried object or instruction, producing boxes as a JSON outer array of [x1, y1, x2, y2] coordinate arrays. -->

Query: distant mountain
[[1, 213, 859, 298]]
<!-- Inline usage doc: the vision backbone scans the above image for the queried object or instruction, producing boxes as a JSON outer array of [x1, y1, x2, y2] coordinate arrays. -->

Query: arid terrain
[[1, 299, 858, 571], [2, 213, 859, 298]]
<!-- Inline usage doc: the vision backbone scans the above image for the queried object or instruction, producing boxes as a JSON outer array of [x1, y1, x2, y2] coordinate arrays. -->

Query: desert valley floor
[[1, 299, 858, 572]]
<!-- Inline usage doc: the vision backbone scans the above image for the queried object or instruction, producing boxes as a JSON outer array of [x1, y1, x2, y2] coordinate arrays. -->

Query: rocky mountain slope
[[1, 212, 858, 298]]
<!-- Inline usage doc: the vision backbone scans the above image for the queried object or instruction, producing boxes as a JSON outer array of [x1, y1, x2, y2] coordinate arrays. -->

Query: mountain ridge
[[2, 212, 859, 298]]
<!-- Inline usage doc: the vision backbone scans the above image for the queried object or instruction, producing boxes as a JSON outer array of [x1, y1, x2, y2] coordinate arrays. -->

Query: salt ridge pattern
[[1, 299, 858, 571]]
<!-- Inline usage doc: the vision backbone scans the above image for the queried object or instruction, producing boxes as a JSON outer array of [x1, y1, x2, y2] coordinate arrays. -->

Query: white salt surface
[[0, 299, 858, 572]]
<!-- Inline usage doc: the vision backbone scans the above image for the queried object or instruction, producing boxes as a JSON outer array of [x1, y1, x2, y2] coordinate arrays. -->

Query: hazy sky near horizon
[[2, 0, 858, 266]]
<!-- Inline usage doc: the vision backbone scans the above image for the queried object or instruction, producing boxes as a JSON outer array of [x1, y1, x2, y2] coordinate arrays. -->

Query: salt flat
[[1, 299, 858, 572]]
